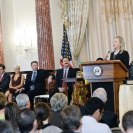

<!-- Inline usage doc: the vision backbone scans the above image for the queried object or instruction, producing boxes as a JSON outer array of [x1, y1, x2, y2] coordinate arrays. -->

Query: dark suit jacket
[[110, 50, 129, 70], [24, 69, 49, 95], [56, 67, 76, 89], [0, 73, 10, 93], [101, 110, 118, 128]]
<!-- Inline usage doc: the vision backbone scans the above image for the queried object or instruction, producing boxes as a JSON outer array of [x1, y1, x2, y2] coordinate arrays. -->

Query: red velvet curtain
[[35, 0, 55, 70], [0, 14, 4, 64]]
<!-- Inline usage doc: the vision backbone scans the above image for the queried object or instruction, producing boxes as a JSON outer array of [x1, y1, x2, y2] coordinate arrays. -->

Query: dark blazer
[[0, 73, 10, 93], [24, 69, 49, 95], [101, 110, 118, 128], [110, 50, 129, 70], [56, 67, 76, 89]]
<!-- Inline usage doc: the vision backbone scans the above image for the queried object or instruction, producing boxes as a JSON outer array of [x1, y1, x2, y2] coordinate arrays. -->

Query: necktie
[[62, 69, 68, 95], [63, 69, 67, 79], [31, 71, 37, 82]]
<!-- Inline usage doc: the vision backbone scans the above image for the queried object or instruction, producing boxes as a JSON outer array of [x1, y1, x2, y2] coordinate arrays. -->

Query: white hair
[[50, 93, 68, 112], [92, 88, 107, 103], [16, 93, 29, 109]]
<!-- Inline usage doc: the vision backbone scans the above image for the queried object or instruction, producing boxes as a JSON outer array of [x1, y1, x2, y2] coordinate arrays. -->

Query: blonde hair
[[15, 65, 20, 69], [115, 36, 125, 53]]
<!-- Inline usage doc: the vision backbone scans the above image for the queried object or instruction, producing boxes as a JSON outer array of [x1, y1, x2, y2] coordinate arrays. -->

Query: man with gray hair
[[92, 87, 118, 128], [16, 93, 31, 109], [49, 93, 68, 129]]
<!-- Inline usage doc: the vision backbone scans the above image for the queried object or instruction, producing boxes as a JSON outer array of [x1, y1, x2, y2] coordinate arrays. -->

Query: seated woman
[[34, 102, 62, 133], [5, 66, 24, 102], [110, 36, 130, 70]]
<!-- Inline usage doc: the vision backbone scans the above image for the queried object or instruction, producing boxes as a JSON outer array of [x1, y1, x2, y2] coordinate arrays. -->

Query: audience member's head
[[92, 87, 107, 103], [0, 120, 14, 133], [82, 97, 104, 122], [5, 102, 20, 131], [16, 93, 30, 109], [122, 110, 133, 133], [50, 93, 68, 112], [31, 61, 38, 71], [17, 108, 36, 133], [0, 92, 7, 110], [96, 58, 103, 61], [34, 102, 50, 129], [61, 105, 82, 131], [0, 64, 5, 76]]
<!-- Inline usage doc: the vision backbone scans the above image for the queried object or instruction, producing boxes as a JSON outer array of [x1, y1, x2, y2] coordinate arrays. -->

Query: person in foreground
[[81, 97, 112, 133], [121, 110, 133, 133], [110, 36, 129, 70], [49, 93, 68, 129], [60, 105, 82, 133], [92, 87, 118, 128], [34, 102, 62, 133], [5, 102, 20, 133], [16, 93, 31, 110], [0, 120, 14, 133], [17, 108, 37, 133]]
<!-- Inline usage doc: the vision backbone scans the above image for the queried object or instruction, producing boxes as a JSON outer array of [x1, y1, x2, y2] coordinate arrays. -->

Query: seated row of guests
[[0, 57, 76, 108]]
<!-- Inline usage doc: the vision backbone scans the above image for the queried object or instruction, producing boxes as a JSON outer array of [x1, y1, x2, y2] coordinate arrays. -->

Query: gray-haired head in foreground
[[16, 93, 30, 109], [92, 87, 107, 103], [50, 93, 68, 112], [122, 110, 133, 132]]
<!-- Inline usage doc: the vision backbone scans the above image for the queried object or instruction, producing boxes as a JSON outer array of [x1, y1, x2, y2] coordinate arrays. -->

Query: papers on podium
[[62, 78, 76, 83]]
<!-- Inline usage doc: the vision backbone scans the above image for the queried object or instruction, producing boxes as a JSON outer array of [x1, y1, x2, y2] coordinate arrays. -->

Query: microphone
[[104, 51, 110, 60]]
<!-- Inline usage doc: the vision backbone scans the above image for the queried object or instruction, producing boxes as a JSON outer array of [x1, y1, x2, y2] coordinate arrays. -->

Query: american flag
[[60, 24, 73, 68]]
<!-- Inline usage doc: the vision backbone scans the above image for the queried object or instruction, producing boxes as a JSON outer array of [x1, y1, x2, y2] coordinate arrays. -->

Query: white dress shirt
[[81, 116, 112, 133]]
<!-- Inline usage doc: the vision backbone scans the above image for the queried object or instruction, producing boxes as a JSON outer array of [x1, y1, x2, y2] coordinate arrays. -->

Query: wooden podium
[[80, 60, 128, 116]]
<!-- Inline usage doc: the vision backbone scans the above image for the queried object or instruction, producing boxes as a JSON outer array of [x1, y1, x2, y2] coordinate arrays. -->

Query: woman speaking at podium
[[110, 36, 130, 70]]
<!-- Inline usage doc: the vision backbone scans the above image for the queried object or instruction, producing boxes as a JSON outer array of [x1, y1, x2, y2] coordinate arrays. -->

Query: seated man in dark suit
[[0, 64, 10, 93], [55, 57, 76, 104], [24, 61, 52, 108]]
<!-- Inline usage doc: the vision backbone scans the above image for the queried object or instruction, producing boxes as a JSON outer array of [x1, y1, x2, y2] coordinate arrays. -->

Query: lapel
[[61, 69, 64, 78], [28, 71, 33, 81], [1, 73, 6, 81], [67, 67, 71, 78], [34, 70, 38, 82]]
